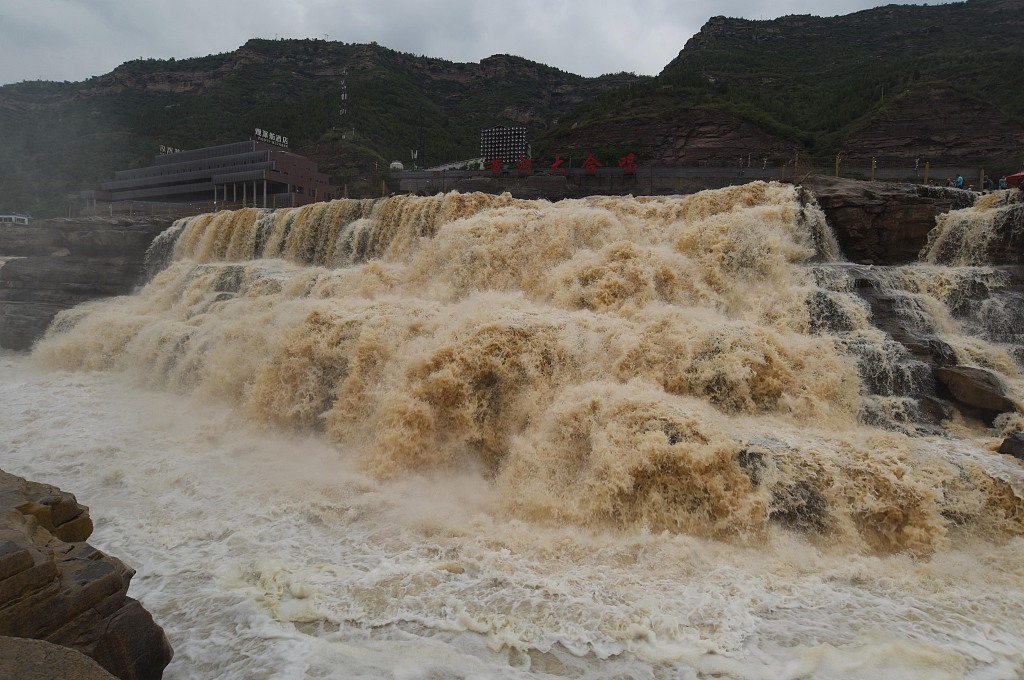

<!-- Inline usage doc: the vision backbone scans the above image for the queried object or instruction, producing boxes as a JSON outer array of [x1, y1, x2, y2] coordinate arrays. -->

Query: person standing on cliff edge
[[955, 174, 964, 189]]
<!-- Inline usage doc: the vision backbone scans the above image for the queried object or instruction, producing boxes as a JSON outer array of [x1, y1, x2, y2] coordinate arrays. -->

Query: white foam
[[3, 350, 1023, 679]]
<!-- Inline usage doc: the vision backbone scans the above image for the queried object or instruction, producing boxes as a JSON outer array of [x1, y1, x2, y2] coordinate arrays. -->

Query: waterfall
[[34, 182, 1024, 556], [10, 181, 1024, 679], [923, 189, 1024, 266]]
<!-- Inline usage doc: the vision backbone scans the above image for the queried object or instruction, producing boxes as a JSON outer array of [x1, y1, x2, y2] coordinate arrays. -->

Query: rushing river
[[2, 183, 1023, 679]]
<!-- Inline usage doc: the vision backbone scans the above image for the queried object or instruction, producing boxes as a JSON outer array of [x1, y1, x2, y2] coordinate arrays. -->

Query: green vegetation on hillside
[[2, 0, 1022, 216], [538, 0, 1024, 161], [0, 39, 624, 216]]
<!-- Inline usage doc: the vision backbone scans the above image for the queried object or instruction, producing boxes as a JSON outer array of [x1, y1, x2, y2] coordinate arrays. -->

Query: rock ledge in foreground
[[0, 469, 172, 680]]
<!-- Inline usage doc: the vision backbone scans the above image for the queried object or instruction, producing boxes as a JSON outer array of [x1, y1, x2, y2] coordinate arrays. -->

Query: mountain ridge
[[2, 0, 1023, 217]]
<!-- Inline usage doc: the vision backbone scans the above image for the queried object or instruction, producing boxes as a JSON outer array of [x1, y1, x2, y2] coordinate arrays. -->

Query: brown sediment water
[[34, 183, 1024, 555], [923, 189, 1024, 266], [14, 182, 1024, 678]]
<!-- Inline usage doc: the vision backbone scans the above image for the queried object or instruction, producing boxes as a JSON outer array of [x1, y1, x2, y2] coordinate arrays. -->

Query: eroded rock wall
[[0, 470, 172, 680], [0, 217, 171, 350], [797, 175, 976, 264]]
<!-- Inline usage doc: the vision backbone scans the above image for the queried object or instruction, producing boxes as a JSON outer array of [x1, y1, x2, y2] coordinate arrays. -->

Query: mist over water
[[4, 182, 1024, 678]]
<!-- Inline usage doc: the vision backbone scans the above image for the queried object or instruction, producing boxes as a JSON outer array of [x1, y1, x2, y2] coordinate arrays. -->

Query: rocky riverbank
[[0, 217, 172, 350], [0, 469, 172, 679]]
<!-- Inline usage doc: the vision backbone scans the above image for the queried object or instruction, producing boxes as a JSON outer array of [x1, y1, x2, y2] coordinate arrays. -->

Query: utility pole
[[338, 69, 348, 134]]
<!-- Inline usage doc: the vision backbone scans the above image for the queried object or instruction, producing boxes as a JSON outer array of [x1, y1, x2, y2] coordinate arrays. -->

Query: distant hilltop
[[1, 0, 1022, 217], [545, 0, 1024, 170]]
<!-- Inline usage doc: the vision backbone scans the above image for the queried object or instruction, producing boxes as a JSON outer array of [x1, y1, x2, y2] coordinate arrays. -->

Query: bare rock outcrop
[[548, 111, 795, 168], [797, 175, 976, 264], [0, 470, 172, 680], [0, 636, 117, 679], [0, 217, 171, 350], [935, 366, 1021, 424]]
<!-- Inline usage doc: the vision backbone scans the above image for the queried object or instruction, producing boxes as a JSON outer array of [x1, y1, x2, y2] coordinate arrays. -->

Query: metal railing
[[392, 158, 1014, 196]]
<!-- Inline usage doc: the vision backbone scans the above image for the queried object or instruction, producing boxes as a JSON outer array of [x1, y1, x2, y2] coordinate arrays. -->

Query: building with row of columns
[[98, 141, 334, 209]]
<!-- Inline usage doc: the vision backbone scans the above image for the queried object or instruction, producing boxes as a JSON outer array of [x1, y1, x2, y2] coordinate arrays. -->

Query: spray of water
[[33, 183, 1024, 561]]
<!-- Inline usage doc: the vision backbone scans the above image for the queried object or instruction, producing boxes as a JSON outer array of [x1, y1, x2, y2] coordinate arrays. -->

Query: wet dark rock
[[0, 217, 172, 350], [845, 265, 959, 372], [946, 277, 992, 317], [934, 366, 1020, 423], [736, 443, 831, 533], [817, 258, 1024, 431], [997, 433, 1024, 461], [214, 265, 245, 293], [770, 480, 830, 534], [735, 448, 766, 486], [805, 289, 860, 334], [0, 470, 172, 680], [919, 396, 956, 424]]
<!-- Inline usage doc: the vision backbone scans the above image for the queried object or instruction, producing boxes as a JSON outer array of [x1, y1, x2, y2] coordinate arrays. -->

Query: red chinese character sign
[[582, 154, 602, 175], [488, 158, 502, 176], [549, 155, 567, 176], [618, 153, 638, 175], [517, 157, 533, 177]]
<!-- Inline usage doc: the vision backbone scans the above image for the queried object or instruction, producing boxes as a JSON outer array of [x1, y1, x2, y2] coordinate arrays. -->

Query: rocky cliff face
[[542, 110, 796, 167], [841, 88, 1024, 165], [0, 217, 171, 350], [646, 0, 1024, 169], [0, 469, 172, 680], [796, 176, 977, 265]]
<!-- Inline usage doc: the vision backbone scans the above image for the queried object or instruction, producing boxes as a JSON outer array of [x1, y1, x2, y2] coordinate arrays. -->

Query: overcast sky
[[1, 0, 959, 86]]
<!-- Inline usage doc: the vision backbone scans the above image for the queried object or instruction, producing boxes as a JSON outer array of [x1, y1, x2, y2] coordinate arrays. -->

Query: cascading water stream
[[8, 181, 1023, 679], [34, 182, 1024, 550]]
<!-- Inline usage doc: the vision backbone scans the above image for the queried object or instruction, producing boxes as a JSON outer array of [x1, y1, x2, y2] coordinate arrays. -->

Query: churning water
[[2, 182, 1023, 679]]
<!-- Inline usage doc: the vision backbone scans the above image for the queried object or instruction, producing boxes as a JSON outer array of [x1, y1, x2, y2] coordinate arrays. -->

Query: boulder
[[0, 470, 172, 680], [934, 365, 1020, 423], [997, 433, 1024, 461]]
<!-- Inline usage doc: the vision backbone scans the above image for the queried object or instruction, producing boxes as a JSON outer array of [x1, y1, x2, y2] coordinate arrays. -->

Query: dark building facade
[[480, 126, 528, 163], [100, 141, 334, 208]]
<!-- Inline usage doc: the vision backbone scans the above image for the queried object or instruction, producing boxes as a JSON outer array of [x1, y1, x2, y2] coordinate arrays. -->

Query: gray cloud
[[0, 0, 958, 85]]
